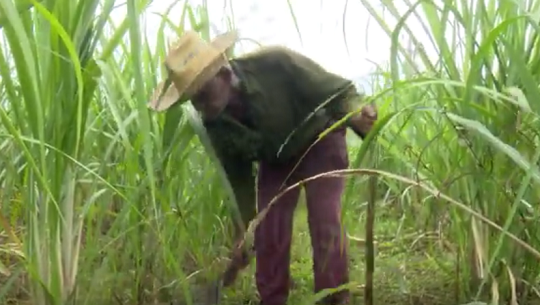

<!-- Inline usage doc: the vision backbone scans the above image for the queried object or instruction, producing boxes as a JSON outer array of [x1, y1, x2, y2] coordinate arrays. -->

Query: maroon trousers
[[255, 128, 350, 305]]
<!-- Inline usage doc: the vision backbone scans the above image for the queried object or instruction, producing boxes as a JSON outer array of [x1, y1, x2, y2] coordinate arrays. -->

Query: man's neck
[[228, 68, 243, 101], [231, 70, 241, 89], [224, 70, 249, 122]]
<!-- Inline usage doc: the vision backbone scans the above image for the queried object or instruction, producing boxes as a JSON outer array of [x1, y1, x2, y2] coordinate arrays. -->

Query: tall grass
[[350, 0, 540, 301], [0, 0, 238, 304], [0, 0, 539, 304]]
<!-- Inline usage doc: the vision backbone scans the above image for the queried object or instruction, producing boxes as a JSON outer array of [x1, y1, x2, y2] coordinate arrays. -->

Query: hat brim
[[148, 30, 239, 112]]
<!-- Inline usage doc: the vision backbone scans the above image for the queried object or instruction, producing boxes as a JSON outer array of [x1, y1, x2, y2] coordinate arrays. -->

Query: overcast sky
[[110, 0, 438, 92]]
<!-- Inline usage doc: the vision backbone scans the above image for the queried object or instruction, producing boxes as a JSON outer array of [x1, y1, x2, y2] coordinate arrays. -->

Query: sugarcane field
[[0, 0, 540, 304]]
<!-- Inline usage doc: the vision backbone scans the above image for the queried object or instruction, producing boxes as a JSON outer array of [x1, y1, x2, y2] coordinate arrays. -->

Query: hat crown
[[165, 31, 219, 76], [148, 30, 238, 111]]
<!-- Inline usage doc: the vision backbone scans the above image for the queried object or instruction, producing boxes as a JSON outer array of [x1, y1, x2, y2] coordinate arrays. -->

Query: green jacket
[[203, 46, 361, 229]]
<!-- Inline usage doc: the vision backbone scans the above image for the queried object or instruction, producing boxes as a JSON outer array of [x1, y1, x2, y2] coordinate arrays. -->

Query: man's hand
[[222, 238, 253, 287], [349, 103, 378, 138]]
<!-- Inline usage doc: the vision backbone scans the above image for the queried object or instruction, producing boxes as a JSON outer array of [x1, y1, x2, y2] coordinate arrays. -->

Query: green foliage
[[0, 0, 539, 304], [354, 0, 540, 301]]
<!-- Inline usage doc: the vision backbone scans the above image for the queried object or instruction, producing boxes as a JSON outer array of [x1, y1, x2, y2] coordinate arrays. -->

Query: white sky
[[103, 0, 451, 94], [107, 0, 438, 92]]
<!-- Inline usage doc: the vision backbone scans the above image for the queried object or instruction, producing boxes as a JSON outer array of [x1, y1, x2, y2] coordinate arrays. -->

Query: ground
[[3, 198, 520, 305], [215, 200, 460, 305]]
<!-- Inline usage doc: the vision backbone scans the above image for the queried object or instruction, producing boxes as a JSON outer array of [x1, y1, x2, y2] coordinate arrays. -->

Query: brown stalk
[[242, 169, 540, 260], [364, 174, 376, 305]]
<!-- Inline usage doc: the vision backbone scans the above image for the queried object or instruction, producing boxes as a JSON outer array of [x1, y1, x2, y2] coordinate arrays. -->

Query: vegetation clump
[[0, 0, 540, 304]]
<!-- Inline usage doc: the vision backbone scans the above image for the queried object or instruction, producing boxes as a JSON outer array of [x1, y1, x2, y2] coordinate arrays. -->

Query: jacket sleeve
[[278, 47, 362, 122], [214, 147, 257, 233]]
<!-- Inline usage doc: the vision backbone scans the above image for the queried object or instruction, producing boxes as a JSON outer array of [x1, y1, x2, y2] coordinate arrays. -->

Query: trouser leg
[[298, 129, 350, 304], [255, 161, 300, 305]]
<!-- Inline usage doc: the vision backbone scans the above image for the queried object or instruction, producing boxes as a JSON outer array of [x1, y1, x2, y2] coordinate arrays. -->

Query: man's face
[[191, 68, 234, 121]]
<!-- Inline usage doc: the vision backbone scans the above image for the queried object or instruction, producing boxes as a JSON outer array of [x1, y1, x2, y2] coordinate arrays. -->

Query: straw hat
[[148, 30, 239, 111]]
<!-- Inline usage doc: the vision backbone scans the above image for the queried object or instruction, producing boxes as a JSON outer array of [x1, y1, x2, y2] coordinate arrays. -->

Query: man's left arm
[[280, 48, 377, 138]]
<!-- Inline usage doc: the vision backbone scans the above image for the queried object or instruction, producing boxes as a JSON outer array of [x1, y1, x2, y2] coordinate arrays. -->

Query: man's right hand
[[221, 238, 254, 287]]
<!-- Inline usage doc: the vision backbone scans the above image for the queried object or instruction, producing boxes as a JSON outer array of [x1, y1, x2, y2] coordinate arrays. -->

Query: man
[[149, 30, 377, 305]]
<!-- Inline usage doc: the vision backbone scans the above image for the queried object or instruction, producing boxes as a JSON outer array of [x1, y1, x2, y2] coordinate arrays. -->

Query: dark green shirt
[[203, 46, 361, 228]]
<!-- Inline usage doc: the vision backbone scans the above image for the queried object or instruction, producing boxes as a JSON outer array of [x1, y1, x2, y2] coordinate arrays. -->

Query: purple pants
[[255, 128, 350, 305]]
